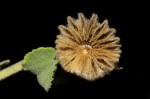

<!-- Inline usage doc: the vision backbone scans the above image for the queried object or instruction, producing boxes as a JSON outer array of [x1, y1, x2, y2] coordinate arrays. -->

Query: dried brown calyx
[[55, 13, 121, 81]]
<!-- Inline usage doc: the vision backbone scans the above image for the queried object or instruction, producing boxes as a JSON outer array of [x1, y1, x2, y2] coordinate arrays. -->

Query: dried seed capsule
[[55, 13, 121, 81]]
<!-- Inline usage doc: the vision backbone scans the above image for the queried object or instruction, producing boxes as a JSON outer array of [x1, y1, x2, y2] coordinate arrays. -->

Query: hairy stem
[[0, 61, 23, 81]]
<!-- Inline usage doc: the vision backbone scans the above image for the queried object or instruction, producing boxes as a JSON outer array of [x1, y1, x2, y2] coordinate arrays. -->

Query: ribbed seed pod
[[55, 13, 121, 81]]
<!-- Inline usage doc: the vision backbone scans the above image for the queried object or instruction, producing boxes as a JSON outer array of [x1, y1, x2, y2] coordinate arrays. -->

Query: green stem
[[0, 60, 10, 67], [0, 61, 23, 81]]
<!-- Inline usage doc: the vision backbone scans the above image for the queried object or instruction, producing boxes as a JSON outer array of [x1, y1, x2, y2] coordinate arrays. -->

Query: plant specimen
[[0, 13, 122, 92]]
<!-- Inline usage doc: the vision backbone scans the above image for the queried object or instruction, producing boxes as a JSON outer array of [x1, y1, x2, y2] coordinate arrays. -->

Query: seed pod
[[55, 13, 121, 81]]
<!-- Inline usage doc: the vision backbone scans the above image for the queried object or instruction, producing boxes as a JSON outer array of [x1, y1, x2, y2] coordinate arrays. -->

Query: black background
[[0, 0, 149, 99]]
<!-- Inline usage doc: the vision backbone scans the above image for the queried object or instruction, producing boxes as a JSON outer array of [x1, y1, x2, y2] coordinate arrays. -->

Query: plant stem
[[0, 60, 10, 67], [0, 61, 23, 81]]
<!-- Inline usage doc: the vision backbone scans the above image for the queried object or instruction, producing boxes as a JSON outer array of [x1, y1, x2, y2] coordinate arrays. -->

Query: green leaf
[[22, 47, 58, 91], [23, 47, 56, 74], [37, 60, 58, 92]]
